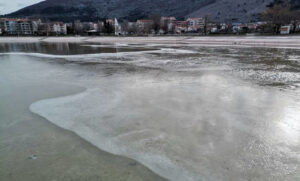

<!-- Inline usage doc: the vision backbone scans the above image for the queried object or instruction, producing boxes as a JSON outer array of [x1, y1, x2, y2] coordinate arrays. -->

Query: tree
[[73, 20, 83, 35], [149, 14, 161, 34], [103, 21, 114, 34], [204, 16, 209, 35], [121, 20, 129, 34], [127, 22, 137, 35], [261, 2, 300, 34]]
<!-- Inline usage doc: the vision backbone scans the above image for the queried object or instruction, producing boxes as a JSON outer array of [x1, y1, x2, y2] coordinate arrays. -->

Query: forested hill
[[5, 0, 290, 22]]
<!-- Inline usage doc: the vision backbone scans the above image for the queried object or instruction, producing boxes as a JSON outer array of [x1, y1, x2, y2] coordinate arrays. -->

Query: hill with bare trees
[[5, 0, 298, 22]]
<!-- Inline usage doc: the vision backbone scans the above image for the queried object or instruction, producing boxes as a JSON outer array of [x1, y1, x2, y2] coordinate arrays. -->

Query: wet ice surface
[[1, 41, 300, 181]]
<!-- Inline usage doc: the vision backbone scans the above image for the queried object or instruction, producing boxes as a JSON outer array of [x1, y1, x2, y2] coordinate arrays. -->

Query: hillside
[[6, 0, 276, 22], [187, 0, 273, 22]]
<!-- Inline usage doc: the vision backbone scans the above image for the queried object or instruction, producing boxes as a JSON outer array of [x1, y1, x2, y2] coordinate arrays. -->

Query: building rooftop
[[137, 19, 154, 23]]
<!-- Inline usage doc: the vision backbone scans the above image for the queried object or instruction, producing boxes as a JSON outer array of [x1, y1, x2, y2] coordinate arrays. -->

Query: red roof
[[137, 19, 154, 23]]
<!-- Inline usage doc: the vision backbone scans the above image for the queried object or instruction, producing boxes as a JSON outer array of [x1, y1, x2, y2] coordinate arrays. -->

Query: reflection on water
[[0, 42, 156, 55]]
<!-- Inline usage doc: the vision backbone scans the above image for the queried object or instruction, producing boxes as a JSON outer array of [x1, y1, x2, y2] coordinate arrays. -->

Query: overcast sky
[[0, 0, 43, 15]]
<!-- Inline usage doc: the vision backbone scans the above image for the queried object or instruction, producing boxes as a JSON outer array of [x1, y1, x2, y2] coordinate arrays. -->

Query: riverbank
[[1, 36, 300, 48]]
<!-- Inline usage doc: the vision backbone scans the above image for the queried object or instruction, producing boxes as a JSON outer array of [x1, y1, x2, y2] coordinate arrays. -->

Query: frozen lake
[[1, 38, 300, 181]]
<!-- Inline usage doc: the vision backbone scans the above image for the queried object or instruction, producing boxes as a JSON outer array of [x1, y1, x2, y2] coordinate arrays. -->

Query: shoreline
[[1, 36, 300, 48]]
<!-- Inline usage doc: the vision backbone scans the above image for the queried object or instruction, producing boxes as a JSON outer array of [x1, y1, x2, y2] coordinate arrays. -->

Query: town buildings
[[186, 17, 205, 32], [136, 19, 154, 34], [0, 18, 41, 35], [174, 21, 188, 34], [0, 18, 68, 35], [50, 22, 67, 35], [160, 16, 177, 32], [1, 15, 299, 36], [37, 22, 67, 35]]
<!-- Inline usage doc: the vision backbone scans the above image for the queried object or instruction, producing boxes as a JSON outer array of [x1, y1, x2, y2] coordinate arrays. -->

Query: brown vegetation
[[261, 2, 300, 34]]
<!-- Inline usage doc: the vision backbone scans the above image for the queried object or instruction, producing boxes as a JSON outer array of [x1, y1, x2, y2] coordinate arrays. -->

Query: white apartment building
[[50, 22, 67, 35], [186, 18, 205, 32], [0, 18, 40, 35]]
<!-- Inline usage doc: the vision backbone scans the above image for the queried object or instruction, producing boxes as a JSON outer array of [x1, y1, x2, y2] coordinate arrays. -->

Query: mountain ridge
[[6, 0, 276, 22]]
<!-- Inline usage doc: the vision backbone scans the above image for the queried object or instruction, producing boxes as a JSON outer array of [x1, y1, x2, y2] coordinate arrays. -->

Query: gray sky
[[0, 0, 43, 15]]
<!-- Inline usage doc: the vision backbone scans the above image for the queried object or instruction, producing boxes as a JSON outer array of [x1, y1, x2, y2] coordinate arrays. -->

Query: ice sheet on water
[[2, 39, 300, 180], [30, 72, 300, 181]]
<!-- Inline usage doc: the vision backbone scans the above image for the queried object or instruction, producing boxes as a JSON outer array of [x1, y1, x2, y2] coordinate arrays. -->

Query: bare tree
[[128, 22, 137, 35], [121, 20, 129, 34], [103, 21, 114, 34], [261, 2, 300, 34], [149, 14, 161, 34]]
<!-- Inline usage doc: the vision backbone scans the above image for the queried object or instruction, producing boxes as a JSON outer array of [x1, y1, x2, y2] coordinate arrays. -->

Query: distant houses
[[1, 16, 300, 36], [174, 21, 188, 34], [0, 18, 67, 35], [160, 16, 176, 33], [38, 22, 67, 36], [136, 19, 154, 34], [0, 18, 40, 35], [280, 26, 291, 35], [186, 18, 205, 32]]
